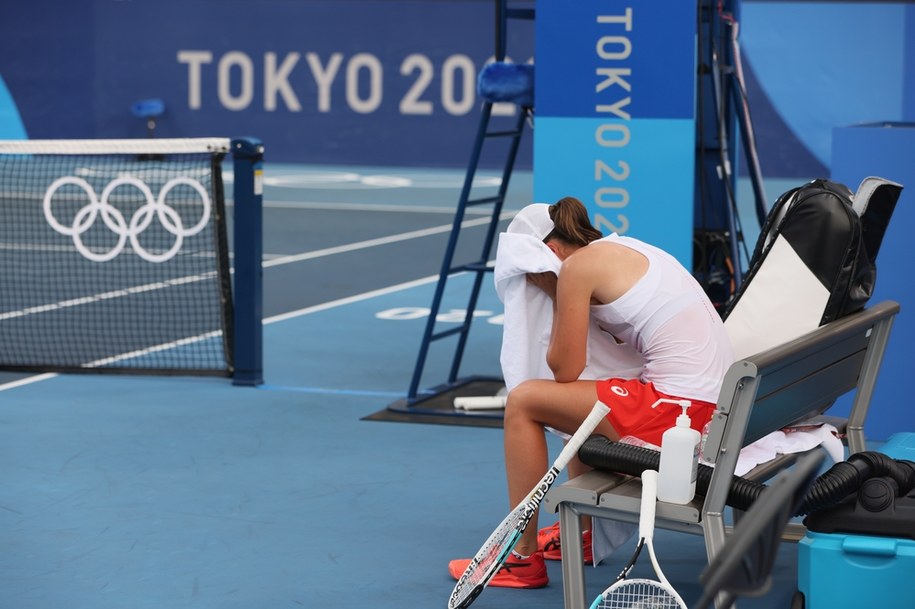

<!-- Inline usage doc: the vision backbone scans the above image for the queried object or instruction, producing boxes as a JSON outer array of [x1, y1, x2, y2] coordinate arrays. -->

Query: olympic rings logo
[[43, 175, 211, 263]]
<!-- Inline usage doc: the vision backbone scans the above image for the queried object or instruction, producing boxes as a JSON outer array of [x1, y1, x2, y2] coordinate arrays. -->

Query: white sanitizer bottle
[[654, 399, 701, 504]]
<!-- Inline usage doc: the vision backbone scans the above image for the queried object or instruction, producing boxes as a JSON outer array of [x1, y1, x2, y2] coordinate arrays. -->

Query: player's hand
[[526, 271, 558, 300]]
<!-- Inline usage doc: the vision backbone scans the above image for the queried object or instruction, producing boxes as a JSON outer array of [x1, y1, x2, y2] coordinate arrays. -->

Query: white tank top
[[589, 234, 734, 403]]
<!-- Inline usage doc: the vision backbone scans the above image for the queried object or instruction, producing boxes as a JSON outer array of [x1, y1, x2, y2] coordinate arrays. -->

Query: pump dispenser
[[653, 399, 700, 504]]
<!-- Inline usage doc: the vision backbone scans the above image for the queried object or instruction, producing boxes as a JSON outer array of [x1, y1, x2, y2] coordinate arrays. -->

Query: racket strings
[[596, 579, 683, 609], [451, 513, 525, 602]]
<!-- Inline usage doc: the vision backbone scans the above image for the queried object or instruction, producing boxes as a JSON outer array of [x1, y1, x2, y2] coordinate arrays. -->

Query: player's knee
[[505, 381, 539, 418], [507, 380, 537, 402]]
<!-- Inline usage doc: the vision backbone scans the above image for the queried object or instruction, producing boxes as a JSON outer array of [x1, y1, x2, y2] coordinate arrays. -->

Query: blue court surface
[[0, 165, 801, 609]]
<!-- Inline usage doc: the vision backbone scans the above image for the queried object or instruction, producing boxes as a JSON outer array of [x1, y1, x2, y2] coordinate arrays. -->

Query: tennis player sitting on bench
[[448, 197, 734, 588]]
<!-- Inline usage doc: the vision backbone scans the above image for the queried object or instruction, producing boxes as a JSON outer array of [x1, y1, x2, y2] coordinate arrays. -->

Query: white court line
[[0, 212, 511, 323], [251, 200, 496, 215], [0, 212, 509, 389], [0, 203, 514, 258], [0, 274, 445, 390], [264, 213, 512, 267], [0, 274, 216, 321], [0, 372, 59, 391], [85, 273, 449, 367], [84, 331, 224, 368], [222, 168, 506, 190], [264, 274, 441, 324]]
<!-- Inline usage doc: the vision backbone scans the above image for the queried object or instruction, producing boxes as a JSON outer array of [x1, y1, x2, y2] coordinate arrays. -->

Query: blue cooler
[[798, 532, 915, 608], [881, 431, 915, 462], [797, 432, 915, 609]]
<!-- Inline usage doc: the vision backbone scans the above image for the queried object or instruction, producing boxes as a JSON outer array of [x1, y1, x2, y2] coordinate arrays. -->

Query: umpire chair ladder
[[404, 0, 534, 408]]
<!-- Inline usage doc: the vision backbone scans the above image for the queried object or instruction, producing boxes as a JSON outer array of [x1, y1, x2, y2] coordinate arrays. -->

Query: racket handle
[[554, 401, 611, 470], [639, 469, 658, 540], [453, 396, 507, 410]]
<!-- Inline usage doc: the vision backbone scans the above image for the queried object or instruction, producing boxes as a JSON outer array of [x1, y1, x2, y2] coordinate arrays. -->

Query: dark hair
[[546, 196, 603, 246]]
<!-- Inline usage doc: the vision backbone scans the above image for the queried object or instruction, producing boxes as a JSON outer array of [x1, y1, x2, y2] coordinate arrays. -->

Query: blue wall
[[740, 1, 913, 178], [831, 124, 915, 441], [0, 0, 535, 169], [0, 1, 911, 177]]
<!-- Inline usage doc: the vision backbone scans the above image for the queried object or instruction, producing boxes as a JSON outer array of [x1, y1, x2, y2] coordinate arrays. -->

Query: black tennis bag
[[723, 177, 903, 358]]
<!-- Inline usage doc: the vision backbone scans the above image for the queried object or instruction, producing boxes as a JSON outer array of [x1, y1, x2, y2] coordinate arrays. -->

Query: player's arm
[[545, 255, 596, 383]]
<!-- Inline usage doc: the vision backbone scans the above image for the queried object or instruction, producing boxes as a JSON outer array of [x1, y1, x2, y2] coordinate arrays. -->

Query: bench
[[542, 299, 900, 609]]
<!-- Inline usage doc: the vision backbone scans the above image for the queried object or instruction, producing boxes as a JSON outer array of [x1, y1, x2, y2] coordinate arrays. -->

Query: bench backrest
[[700, 300, 899, 508]]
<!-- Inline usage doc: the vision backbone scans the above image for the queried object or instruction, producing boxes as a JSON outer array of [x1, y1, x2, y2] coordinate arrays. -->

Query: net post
[[231, 137, 265, 386]]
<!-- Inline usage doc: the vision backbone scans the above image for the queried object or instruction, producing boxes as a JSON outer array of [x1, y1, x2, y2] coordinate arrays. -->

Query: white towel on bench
[[590, 421, 843, 565], [733, 422, 843, 476]]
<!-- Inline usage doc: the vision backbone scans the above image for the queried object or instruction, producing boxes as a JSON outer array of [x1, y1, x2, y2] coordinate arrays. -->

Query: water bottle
[[653, 399, 700, 504]]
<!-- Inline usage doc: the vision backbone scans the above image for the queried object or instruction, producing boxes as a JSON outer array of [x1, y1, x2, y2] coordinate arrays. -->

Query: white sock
[[510, 549, 531, 560]]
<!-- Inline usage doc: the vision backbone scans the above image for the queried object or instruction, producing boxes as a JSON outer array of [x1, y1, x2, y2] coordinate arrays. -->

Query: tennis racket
[[589, 469, 686, 609], [447, 400, 611, 609]]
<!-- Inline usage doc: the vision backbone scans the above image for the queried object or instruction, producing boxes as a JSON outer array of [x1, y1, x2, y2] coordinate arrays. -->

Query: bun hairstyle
[[546, 196, 603, 246]]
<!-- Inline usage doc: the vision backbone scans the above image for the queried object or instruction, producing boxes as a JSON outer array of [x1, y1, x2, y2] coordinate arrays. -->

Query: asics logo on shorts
[[43, 175, 211, 263], [610, 385, 629, 397]]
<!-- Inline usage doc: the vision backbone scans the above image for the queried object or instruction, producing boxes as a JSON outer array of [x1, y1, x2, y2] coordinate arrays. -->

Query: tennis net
[[0, 137, 254, 377]]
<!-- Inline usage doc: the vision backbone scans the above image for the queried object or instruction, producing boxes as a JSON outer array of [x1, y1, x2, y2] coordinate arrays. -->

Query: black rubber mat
[[363, 377, 506, 428]]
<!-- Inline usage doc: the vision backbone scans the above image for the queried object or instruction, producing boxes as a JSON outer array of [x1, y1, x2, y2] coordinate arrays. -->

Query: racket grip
[[639, 469, 658, 539], [554, 401, 610, 470], [453, 396, 507, 410]]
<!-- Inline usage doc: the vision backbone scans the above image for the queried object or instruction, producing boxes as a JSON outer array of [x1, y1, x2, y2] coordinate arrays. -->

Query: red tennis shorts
[[596, 378, 716, 447]]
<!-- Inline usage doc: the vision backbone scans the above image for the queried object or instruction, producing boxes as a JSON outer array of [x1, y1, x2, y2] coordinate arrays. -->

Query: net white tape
[[0, 138, 232, 155]]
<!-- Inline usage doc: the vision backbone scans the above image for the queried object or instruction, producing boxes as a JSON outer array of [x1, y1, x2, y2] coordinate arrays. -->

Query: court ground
[[1, 165, 806, 609]]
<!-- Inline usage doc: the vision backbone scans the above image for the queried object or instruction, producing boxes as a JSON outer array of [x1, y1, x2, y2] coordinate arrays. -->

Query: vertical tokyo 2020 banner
[[533, 0, 696, 266]]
